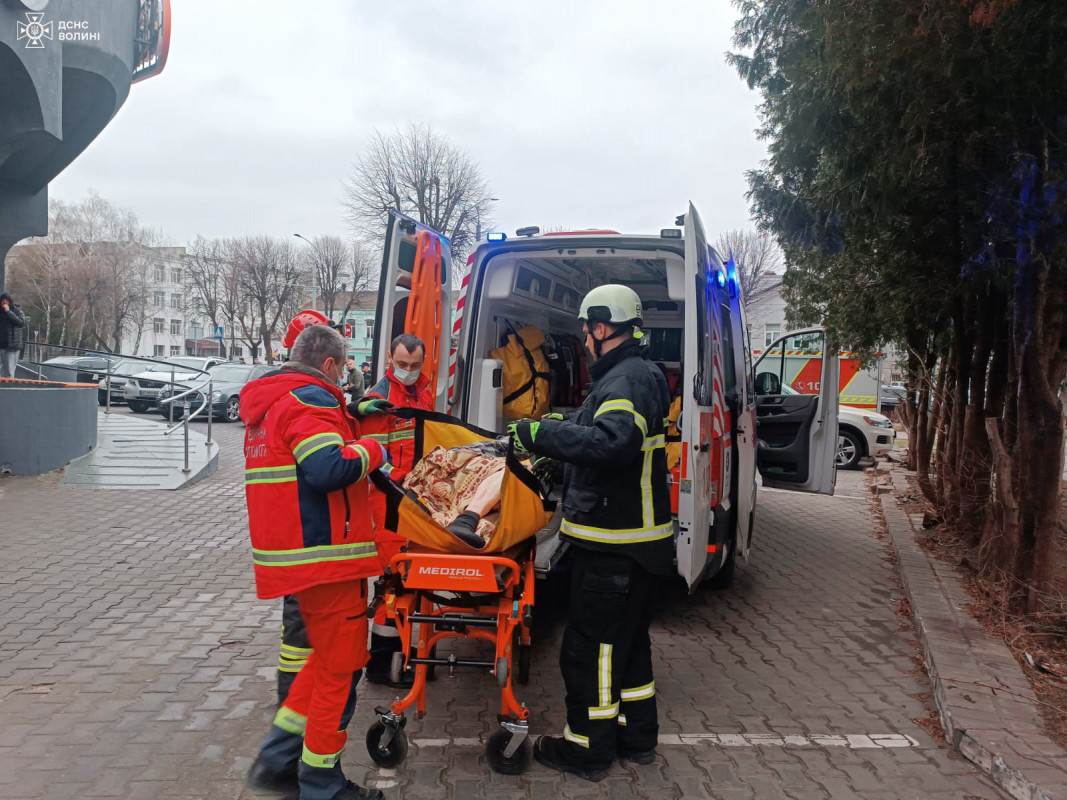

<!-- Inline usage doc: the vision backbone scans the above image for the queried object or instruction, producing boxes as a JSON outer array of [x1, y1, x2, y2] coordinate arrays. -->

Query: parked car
[[95, 358, 152, 405], [779, 383, 895, 469], [40, 354, 120, 384], [123, 356, 229, 413], [158, 362, 272, 422], [878, 383, 907, 413]]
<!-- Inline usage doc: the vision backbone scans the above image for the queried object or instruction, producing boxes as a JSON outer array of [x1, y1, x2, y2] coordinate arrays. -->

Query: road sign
[[214, 326, 224, 339]]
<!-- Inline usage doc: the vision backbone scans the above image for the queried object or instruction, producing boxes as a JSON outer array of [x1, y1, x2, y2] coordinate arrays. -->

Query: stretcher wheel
[[517, 644, 531, 686], [485, 729, 532, 775], [366, 721, 408, 768], [495, 656, 509, 688]]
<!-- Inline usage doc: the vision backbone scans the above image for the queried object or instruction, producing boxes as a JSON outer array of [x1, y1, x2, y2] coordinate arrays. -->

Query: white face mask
[[393, 365, 420, 386]]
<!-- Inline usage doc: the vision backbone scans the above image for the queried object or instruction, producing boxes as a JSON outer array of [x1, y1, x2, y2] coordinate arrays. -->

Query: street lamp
[[476, 198, 501, 242], [292, 233, 320, 312]]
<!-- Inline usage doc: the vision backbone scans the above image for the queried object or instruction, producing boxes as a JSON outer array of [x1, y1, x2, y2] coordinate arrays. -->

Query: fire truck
[[371, 205, 839, 591]]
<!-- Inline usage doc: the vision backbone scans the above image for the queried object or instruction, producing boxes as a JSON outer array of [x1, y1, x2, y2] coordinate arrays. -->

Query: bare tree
[[232, 236, 305, 364], [185, 236, 232, 358], [342, 123, 496, 272], [298, 234, 362, 319], [715, 229, 783, 302]]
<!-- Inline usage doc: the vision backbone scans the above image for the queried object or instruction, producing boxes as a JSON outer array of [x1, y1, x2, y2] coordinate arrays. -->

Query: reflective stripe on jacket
[[240, 367, 386, 599], [531, 339, 674, 576]]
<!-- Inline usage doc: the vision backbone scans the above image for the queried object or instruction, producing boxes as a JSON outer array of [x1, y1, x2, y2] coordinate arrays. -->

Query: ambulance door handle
[[695, 442, 710, 453]]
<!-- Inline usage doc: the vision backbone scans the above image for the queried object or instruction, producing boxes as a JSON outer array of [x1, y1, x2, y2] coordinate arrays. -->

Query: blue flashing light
[[716, 271, 727, 288], [486, 231, 506, 242]]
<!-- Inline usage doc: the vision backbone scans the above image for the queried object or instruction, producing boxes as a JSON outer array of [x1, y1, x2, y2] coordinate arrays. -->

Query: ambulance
[[372, 206, 839, 591]]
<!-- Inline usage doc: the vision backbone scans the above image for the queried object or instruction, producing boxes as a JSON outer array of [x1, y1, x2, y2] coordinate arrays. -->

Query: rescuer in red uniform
[[354, 332, 433, 686], [242, 324, 387, 800]]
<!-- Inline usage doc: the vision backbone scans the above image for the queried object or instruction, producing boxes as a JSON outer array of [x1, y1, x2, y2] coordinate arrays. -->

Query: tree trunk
[[958, 291, 996, 545]]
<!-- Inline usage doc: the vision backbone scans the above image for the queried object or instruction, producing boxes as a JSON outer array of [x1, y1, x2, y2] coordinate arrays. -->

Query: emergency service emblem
[[16, 12, 52, 48]]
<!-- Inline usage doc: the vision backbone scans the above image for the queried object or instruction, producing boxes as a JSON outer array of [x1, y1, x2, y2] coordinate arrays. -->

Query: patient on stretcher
[[401, 440, 513, 550]]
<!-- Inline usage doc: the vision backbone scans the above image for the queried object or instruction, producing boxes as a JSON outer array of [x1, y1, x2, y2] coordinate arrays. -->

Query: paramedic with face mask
[[507, 284, 673, 781], [352, 333, 434, 687]]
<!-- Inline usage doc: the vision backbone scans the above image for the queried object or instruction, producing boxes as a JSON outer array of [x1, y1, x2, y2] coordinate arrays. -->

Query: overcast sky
[[52, 0, 767, 247]]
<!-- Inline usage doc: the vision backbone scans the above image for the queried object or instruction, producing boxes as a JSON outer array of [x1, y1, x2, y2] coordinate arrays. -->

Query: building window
[[153, 344, 165, 357], [170, 319, 181, 335], [364, 318, 375, 339], [154, 291, 165, 308], [233, 345, 243, 357], [154, 265, 165, 282], [153, 318, 165, 334], [764, 323, 781, 348], [171, 268, 182, 284], [170, 345, 181, 356], [170, 293, 182, 310]]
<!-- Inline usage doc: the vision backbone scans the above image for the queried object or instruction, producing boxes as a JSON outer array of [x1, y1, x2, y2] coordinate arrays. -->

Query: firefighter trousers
[[257, 580, 369, 800], [557, 547, 660, 767]]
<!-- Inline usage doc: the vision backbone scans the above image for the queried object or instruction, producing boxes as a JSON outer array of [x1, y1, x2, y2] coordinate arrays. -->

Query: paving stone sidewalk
[[881, 466, 1067, 800], [0, 415, 1002, 799]]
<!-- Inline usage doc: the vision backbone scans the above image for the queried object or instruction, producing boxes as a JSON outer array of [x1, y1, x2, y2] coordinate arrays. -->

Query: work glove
[[541, 412, 564, 421], [373, 441, 395, 478], [507, 420, 539, 454], [354, 397, 394, 417]]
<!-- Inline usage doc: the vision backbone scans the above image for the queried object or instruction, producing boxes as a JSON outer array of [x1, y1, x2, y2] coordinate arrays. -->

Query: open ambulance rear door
[[675, 203, 728, 591], [752, 328, 838, 493], [373, 210, 452, 413]]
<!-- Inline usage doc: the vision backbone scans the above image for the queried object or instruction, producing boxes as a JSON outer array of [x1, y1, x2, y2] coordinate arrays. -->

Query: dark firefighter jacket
[[531, 338, 674, 576]]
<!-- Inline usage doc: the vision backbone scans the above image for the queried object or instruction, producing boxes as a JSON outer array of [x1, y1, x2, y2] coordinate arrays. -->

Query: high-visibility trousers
[[557, 547, 660, 766], [275, 580, 369, 765]]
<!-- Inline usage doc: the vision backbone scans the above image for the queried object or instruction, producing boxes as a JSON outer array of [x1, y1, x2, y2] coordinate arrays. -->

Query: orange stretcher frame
[[381, 542, 535, 721], [403, 230, 443, 400]]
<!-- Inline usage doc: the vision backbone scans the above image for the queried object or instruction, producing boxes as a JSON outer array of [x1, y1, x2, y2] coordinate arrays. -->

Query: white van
[[373, 206, 839, 591]]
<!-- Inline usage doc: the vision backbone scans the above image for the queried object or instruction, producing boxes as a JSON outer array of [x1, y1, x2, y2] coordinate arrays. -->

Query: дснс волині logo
[[16, 12, 53, 49]]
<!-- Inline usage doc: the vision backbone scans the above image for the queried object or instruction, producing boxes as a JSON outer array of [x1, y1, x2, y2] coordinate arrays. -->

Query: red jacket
[[361, 369, 434, 568], [360, 369, 434, 479], [240, 367, 386, 599]]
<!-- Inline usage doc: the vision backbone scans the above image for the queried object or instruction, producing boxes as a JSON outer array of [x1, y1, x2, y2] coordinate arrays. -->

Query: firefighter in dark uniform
[[508, 284, 673, 781]]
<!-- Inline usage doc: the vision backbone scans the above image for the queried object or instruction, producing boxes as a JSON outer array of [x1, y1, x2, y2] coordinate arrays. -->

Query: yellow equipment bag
[[666, 394, 682, 471], [490, 325, 551, 420], [370, 409, 553, 555]]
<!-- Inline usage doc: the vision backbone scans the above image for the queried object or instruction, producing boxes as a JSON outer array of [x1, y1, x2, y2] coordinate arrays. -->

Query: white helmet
[[578, 284, 643, 327]]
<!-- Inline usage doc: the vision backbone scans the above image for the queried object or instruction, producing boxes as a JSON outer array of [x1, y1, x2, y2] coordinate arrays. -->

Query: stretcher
[[364, 410, 553, 775]]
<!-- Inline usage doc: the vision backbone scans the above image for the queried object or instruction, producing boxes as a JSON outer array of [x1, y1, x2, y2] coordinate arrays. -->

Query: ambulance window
[[738, 303, 755, 406], [694, 273, 713, 405], [720, 297, 737, 398]]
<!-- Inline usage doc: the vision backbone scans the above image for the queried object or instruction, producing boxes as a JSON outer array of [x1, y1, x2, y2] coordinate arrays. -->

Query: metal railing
[[19, 343, 217, 476]]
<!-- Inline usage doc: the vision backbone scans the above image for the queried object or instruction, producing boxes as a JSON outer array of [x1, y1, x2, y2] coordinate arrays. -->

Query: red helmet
[[282, 309, 331, 349]]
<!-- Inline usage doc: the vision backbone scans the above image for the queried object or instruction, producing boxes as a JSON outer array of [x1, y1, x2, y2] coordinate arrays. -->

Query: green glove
[[542, 412, 564, 421], [355, 397, 394, 416], [507, 420, 540, 454]]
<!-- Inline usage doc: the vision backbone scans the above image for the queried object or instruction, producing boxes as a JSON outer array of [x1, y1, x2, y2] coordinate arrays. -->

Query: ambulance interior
[[463, 247, 687, 435]]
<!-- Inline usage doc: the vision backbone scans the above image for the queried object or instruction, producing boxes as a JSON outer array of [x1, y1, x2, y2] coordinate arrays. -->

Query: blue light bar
[[717, 271, 727, 288], [486, 231, 507, 242]]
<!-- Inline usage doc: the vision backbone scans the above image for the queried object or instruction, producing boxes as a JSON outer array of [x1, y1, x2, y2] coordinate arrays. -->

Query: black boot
[[332, 780, 385, 800], [446, 510, 486, 549], [533, 735, 610, 782], [246, 755, 299, 794]]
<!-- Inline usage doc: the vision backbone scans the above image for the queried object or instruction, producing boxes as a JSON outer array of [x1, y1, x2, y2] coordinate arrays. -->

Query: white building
[[743, 276, 787, 354]]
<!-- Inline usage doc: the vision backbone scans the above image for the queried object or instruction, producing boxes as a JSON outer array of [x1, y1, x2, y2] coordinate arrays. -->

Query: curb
[[876, 464, 1067, 800]]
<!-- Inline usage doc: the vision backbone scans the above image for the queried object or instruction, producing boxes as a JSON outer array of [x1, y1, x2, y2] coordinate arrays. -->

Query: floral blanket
[[402, 445, 507, 543]]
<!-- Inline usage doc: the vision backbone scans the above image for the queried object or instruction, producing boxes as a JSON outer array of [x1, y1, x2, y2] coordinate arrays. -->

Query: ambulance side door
[[753, 328, 838, 494], [374, 210, 452, 413], [676, 203, 717, 591], [728, 264, 758, 561]]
